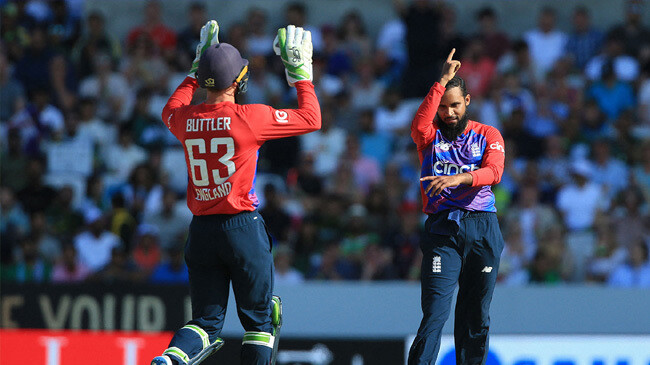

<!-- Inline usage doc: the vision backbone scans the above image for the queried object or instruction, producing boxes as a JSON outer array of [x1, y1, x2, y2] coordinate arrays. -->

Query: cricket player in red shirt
[[151, 21, 320, 365]]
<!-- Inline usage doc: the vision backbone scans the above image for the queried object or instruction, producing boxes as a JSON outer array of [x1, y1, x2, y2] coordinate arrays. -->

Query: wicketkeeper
[[151, 20, 320, 365]]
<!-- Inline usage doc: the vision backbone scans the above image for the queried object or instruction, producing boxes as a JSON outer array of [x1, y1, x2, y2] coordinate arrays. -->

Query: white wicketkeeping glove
[[273, 25, 313, 86], [188, 20, 220, 78]]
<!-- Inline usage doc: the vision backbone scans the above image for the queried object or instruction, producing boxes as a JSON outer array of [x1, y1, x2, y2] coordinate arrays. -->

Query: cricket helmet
[[197, 43, 249, 94]]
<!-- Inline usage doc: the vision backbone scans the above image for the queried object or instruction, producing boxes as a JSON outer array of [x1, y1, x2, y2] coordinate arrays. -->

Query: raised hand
[[188, 20, 220, 78], [273, 25, 313, 86], [440, 48, 461, 87]]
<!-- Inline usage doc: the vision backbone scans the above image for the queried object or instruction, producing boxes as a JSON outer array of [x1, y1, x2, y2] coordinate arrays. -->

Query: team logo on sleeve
[[274, 110, 289, 123], [432, 256, 442, 273], [490, 141, 505, 153]]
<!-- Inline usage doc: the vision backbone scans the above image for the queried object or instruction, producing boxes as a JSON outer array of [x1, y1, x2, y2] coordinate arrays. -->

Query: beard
[[436, 112, 469, 141]]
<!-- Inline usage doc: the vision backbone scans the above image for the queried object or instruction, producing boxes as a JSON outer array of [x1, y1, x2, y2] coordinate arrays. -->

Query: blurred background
[[0, 0, 649, 364]]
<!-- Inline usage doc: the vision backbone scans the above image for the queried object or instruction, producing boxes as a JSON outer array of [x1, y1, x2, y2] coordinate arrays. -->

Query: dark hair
[[287, 2, 306, 15], [573, 6, 589, 16], [477, 6, 495, 20], [445, 76, 468, 96]]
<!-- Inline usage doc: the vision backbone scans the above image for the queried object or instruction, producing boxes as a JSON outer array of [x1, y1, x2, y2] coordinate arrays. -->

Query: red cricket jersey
[[162, 77, 321, 215]]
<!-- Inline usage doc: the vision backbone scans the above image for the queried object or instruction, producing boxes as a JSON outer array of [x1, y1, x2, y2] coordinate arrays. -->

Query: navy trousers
[[408, 211, 504, 365], [167, 210, 274, 365]]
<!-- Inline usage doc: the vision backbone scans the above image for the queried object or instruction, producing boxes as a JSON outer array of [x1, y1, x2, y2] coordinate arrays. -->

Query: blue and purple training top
[[411, 83, 506, 215]]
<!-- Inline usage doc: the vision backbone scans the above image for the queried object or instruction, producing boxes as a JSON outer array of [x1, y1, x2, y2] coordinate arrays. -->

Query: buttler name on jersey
[[186, 117, 232, 132]]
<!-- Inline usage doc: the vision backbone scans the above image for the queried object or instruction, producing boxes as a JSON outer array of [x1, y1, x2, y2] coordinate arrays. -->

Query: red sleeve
[[469, 127, 505, 187], [411, 82, 445, 150], [245, 81, 321, 142], [162, 76, 198, 136]]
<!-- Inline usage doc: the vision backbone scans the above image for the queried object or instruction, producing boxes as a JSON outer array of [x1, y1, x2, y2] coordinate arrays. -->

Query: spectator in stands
[[103, 125, 147, 188], [51, 242, 90, 283], [394, 0, 444, 97], [374, 88, 414, 135], [47, 0, 81, 53], [79, 52, 134, 122], [150, 244, 189, 284], [10, 89, 65, 156], [73, 206, 121, 273], [3, 234, 52, 282], [639, 63, 650, 125], [300, 107, 347, 177], [557, 160, 607, 281], [309, 241, 357, 280], [538, 134, 571, 191], [284, 2, 323, 53], [344, 135, 381, 196], [88, 245, 145, 284], [244, 55, 283, 105], [499, 223, 530, 286], [386, 201, 421, 279], [0, 50, 26, 122], [72, 10, 121, 80], [0, 186, 30, 255], [16, 156, 57, 214], [475, 6, 510, 62], [374, 8, 406, 86], [587, 61, 635, 122], [76, 97, 116, 151], [338, 10, 372, 65], [438, 3, 466, 65], [274, 244, 305, 285], [632, 143, 650, 202], [505, 185, 559, 261], [121, 31, 170, 93], [132, 223, 162, 273], [126, 0, 176, 63], [245, 7, 274, 57], [144, 189, 189, 250], [607, 240, 650, 287], [565, 6, 603, 71], [585, 32, 640, 82], [360, 242, 398, 281], [590, 139, 629, 200], [524, 7, 567, 80], [0, 128, 28, 192], [0, 2, 31, 63], [612, 188, 647, 248], [260, 184, 292, 243], [607, 0, 650, 59], [358, 109, 394, 168], [350, 60, 385, 112], [457, 36, 496, 99], [496, 39, 538, 89], [14, 25, 57, 95], [122, 163, 163, 220], [528, 247, 563, 284], [45, 186, 82, 243], [176, 2, 207, 67]]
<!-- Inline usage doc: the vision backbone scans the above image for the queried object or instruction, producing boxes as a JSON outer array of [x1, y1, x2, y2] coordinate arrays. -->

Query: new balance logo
[[481, 266, 493, 273], [432, 256, 441, 273]]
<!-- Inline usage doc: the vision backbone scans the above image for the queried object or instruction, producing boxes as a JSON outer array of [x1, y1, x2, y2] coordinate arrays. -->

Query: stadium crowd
[[1, 0, 650, 287]]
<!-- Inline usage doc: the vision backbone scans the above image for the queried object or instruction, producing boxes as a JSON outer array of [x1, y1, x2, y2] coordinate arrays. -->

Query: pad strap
[[182, 324, 210, 349], [163, 347, 190, 364], [242, 331, 275, 348]]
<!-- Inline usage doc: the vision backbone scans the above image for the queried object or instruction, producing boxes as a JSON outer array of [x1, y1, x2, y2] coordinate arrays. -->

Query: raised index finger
[[446, 48, 456, 62]]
